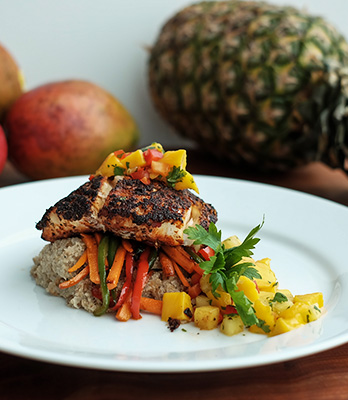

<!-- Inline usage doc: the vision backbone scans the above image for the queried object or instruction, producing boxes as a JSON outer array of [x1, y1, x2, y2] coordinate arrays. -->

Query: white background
[[1, 0, 347, 148]]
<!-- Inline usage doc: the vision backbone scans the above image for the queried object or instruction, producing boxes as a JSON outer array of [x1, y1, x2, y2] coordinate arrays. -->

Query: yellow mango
[[253, 298, 276, 330], [174, 171, 199, 193], [161, 292, 193, 322], [95, 152, 124, 176], [194, 306, 220, 330], [222, 235, 242, 249], [207, 289, 232, 308], [280, 302, 321, 324], [121, 149, 146, 170], [293, 292, 324, 308], [199, 274, 212, 295], [161, 149, 187, 169], [237, 275, 259, 302], [195, 294, 211, 307], [270, 317, 303, 336], [254, 258, 277, 292], [220, 315, 244, 336]]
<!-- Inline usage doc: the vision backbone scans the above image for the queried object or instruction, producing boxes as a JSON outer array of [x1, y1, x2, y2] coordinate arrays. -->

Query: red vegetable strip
[[172, 260, 190, 288], [198, 246, 215, 261], [59, 266, 89, 289], [130, 247, 151, 320], [68, 250, 87, 273]]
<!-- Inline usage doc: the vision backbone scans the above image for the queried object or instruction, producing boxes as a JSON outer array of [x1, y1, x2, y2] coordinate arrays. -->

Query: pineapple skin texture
[[149, 1, 348, 171]]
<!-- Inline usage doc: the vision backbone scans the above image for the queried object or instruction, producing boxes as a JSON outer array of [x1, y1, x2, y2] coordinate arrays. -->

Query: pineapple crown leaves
[[184, 217, 265, 328]]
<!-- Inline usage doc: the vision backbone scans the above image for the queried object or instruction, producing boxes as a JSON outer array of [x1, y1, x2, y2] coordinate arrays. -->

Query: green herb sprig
[[184, 217, 267, 330]]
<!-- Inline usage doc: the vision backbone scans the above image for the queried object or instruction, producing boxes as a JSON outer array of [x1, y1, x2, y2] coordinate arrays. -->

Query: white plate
[[0, 175, 347, 372]]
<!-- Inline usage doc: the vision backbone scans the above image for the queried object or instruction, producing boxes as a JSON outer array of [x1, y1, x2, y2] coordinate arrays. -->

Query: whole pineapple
[[148, 1, 348, 172]]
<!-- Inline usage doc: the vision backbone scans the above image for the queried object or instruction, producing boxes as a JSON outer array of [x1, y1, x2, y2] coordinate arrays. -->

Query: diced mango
[[253, 298, 276, 330], [143, 142, 164, 153], [293, 292, 324, 308], [174, 171, 199, 193], [121, 149, 146, 170], [195, 294, 211, 307], [207, 289, 232, 308], [95, 152, 124, 177], [270, 317, 303, 336], [237, 275, 259, 302], [280, 302, 321, 324], [254, 258, 277, 292], [161, 149, 187, 169], [222, 235, 242, 249], [199, 274, 212, 295], [220, 315, 244, 336], [194, 306, 220, 330], [161, 292, 193, 322]]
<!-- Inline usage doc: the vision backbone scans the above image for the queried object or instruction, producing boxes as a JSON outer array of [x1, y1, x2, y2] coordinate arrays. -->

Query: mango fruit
[[0, 43, 23, 122], [6, 80, 139, 179], [0, 125, 8, 174]]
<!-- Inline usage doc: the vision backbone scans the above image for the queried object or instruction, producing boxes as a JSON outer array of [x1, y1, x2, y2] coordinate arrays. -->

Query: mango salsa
[[94, 142, 199, 193], [161, 292, 193, 322]]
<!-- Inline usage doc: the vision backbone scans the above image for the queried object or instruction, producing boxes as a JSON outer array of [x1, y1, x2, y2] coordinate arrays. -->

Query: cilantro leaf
[[270, 292, 288, 303], [114, 166, 125, 176], [167, 166, 186, 188], [185, 219, 265, 328], [184, 222, 222, 252]]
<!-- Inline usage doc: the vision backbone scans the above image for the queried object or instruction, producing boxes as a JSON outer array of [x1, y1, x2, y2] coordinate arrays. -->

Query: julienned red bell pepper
[[130, 247, 151, 320], [113, 252, 134, 310], [198, 246, 215, 261]]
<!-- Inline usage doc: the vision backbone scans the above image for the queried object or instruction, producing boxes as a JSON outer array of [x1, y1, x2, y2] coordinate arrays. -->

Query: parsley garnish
[[167, 166, 186, 188], [184, 218, 265, 328], [114, 166, 125, 176], [269, 292, 288, 303]]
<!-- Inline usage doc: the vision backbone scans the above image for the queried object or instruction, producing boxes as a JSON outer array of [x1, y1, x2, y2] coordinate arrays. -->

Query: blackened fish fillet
[[36, 176, 217, 247]]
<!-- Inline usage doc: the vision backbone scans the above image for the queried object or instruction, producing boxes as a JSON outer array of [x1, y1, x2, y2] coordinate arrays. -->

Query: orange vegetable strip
[[162, 246, 195, 273], [81, 234, 100, 284], [107, 245, 127, 290], [68, 250, 87, 273], [94, 232, 103, 245], [188, 283, 202, 299], [116, 290, 133, 322], [59, 266, 89, 289], [122, 239, 133, 253], [159, 252, 175, 277], [172, 261, 190, 288], [140, 297, 163, 315], [192, 262, 204, 276]]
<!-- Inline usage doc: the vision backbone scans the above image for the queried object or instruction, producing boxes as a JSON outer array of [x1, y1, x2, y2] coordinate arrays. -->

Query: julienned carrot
[[140, 297, 163, 315], [188, 283, 202, 299], [94, 232, 103, 245], [172, 260, 190, 288], [59, 266, 89, 289], [159, 251, 175, 277], [81, 234, 100, 284], [68, 250, 87, 273], [112, 252, 134, 310], [162, 245, 197, 273], [107, 245, 127, 290], [122, 239, 133, 253], [116, 290, 133, 322]]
